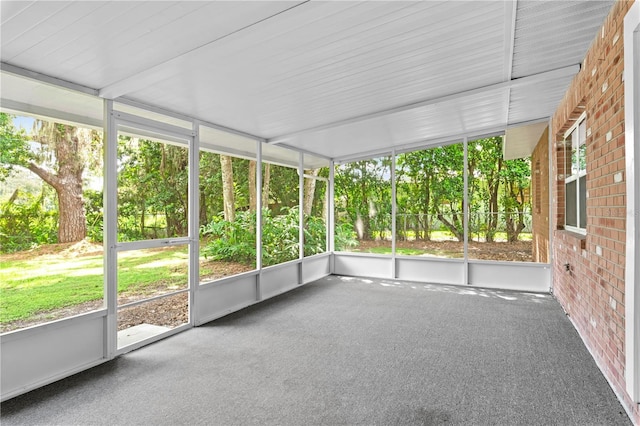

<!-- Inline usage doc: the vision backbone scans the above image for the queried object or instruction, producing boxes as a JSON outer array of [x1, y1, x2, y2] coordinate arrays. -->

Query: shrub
[[201, 208, 358, 267], [334, 222, 359, 251], [201, 210, 256, 265], [84, 189, 104, 243], [0, 189, 57, 253]]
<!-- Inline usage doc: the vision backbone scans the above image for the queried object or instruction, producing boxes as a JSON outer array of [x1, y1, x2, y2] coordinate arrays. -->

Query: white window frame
[[564, 112, 587, 234]]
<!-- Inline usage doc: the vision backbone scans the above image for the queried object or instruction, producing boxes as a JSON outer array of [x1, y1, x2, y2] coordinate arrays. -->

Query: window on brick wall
[[535, 160, 541, 214], [564, 113, 587, 233]]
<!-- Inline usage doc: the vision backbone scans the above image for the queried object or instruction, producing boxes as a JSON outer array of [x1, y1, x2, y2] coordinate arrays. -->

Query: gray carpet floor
[[1, 275, 632, 425]]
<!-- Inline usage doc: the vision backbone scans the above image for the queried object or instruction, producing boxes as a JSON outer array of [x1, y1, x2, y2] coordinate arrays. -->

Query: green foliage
[[117, 137, 189, 240], [268, 166, 299, 212], [334, 222, 359, 251], [0, 113, 32, 182], [84, 189, 104, 243], [201, 210, 257, 265], [0, 187, 58, 253], [303, 211, 327, 255], [201, 208, 356, 267], [261, 207, 301, 265], [334, 157, 392, 241], [393, 138, 532, 243]]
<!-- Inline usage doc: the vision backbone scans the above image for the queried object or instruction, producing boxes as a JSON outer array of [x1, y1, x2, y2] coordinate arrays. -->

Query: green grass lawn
[[0, 246, 191, 324], [1, 253, 105, 323]]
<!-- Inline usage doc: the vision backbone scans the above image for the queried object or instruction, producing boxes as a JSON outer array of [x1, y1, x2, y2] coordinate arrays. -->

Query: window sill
[[557, 229, 587, 250]]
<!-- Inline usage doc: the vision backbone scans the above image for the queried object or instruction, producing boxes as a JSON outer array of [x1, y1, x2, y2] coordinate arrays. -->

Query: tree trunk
[[220, 155, 235, 222], [262, 162, 271, 209], [55, 183, 85, 242], [29, 123, 89, 243], [303, 169, 319, 216], [436, 211, 464, 242], [423, 179, 431, 240], [199, 185, 208, 227], [6, 188, 19, 206], [485, 157, 502, 243], [249, 160, 257, 213], [486, 179, 499, 243], [321, 189, 328, 223], [506, 186, 526, 242], [140, 201, 145, 237]]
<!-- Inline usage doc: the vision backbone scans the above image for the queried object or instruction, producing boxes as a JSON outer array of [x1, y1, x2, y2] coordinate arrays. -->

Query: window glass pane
[[571, 129, 579, 176], [566, 180, 578, 227], [198, 152, 256, 284], [0, 114, 104, 333], [563, 136, 572, 179], [304, 170, 328, 256], [579, 175, 587, 229], [578, 121, 587, 173], [262, 163, 299, 266], [395, 143, 464, 258], [334, 157, 392, 253], [117, 136, 189, 241], [468, 137, 534, 262]]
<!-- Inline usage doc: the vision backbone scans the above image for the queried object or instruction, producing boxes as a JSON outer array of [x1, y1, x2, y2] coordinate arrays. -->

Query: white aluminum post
[[299, 152, 304, 284], [329, 160, 335, 253], [189, 121, 199, 325], [103, 99, 117, 359], [391, 150, 397, 279], [463, 137, 469, 285], [548, 118, 554, 292], [256, 141, 263, 300], [299, 152, 304, 261]]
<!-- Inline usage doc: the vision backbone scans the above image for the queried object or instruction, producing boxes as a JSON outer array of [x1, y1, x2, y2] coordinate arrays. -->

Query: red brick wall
[[531, 126, 549, 263], [550, 0, 638, 423]]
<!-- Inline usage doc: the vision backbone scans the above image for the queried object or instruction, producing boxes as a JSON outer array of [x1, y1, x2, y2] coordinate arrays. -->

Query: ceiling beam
[[0, 99, 103, 130], [504, 0, 517, 83], [1, 62, 98, 96], [504, 0, 518, 126], [268, 64, 579, 145], [98, 2, 309, 100]]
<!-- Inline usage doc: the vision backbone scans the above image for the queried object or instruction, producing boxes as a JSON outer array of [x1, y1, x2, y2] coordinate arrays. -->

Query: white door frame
[[104, 101, 197, 357], [624, 0, 640, 403]]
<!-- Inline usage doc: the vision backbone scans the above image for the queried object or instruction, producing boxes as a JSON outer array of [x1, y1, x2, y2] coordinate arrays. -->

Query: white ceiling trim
[[503, 120, 548, 160], [98, 2, 309, 99], [504, 0, 517, 128], [268, 64, 579, 145], [0, 98, 103, 130], [504, 0, 518, 82], [1, 61, 97, 96]]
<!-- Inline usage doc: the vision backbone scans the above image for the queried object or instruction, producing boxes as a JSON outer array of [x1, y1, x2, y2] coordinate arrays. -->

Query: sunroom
[[1, 1, 639, 424]]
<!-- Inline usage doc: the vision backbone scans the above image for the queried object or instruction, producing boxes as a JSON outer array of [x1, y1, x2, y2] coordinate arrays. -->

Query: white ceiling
[[1, 0, 614, 162]]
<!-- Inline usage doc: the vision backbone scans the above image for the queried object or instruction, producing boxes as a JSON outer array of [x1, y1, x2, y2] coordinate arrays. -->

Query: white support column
[[391, 150, 397, 279], [299, 152, 304, 285], [624, 0, 640, 403], [188, 120, 200, 325], [329, 160, 335, 253], [299, 152, 304, 261], [463, 137, 469, 285], [256, 141, 263, 300], [103, 99, 117, 359], [547, 118, 555, 292]]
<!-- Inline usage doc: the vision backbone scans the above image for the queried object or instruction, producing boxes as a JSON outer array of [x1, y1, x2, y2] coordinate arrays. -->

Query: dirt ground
[[3, 239, 532, 333], [357, 239, 533, 262]]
